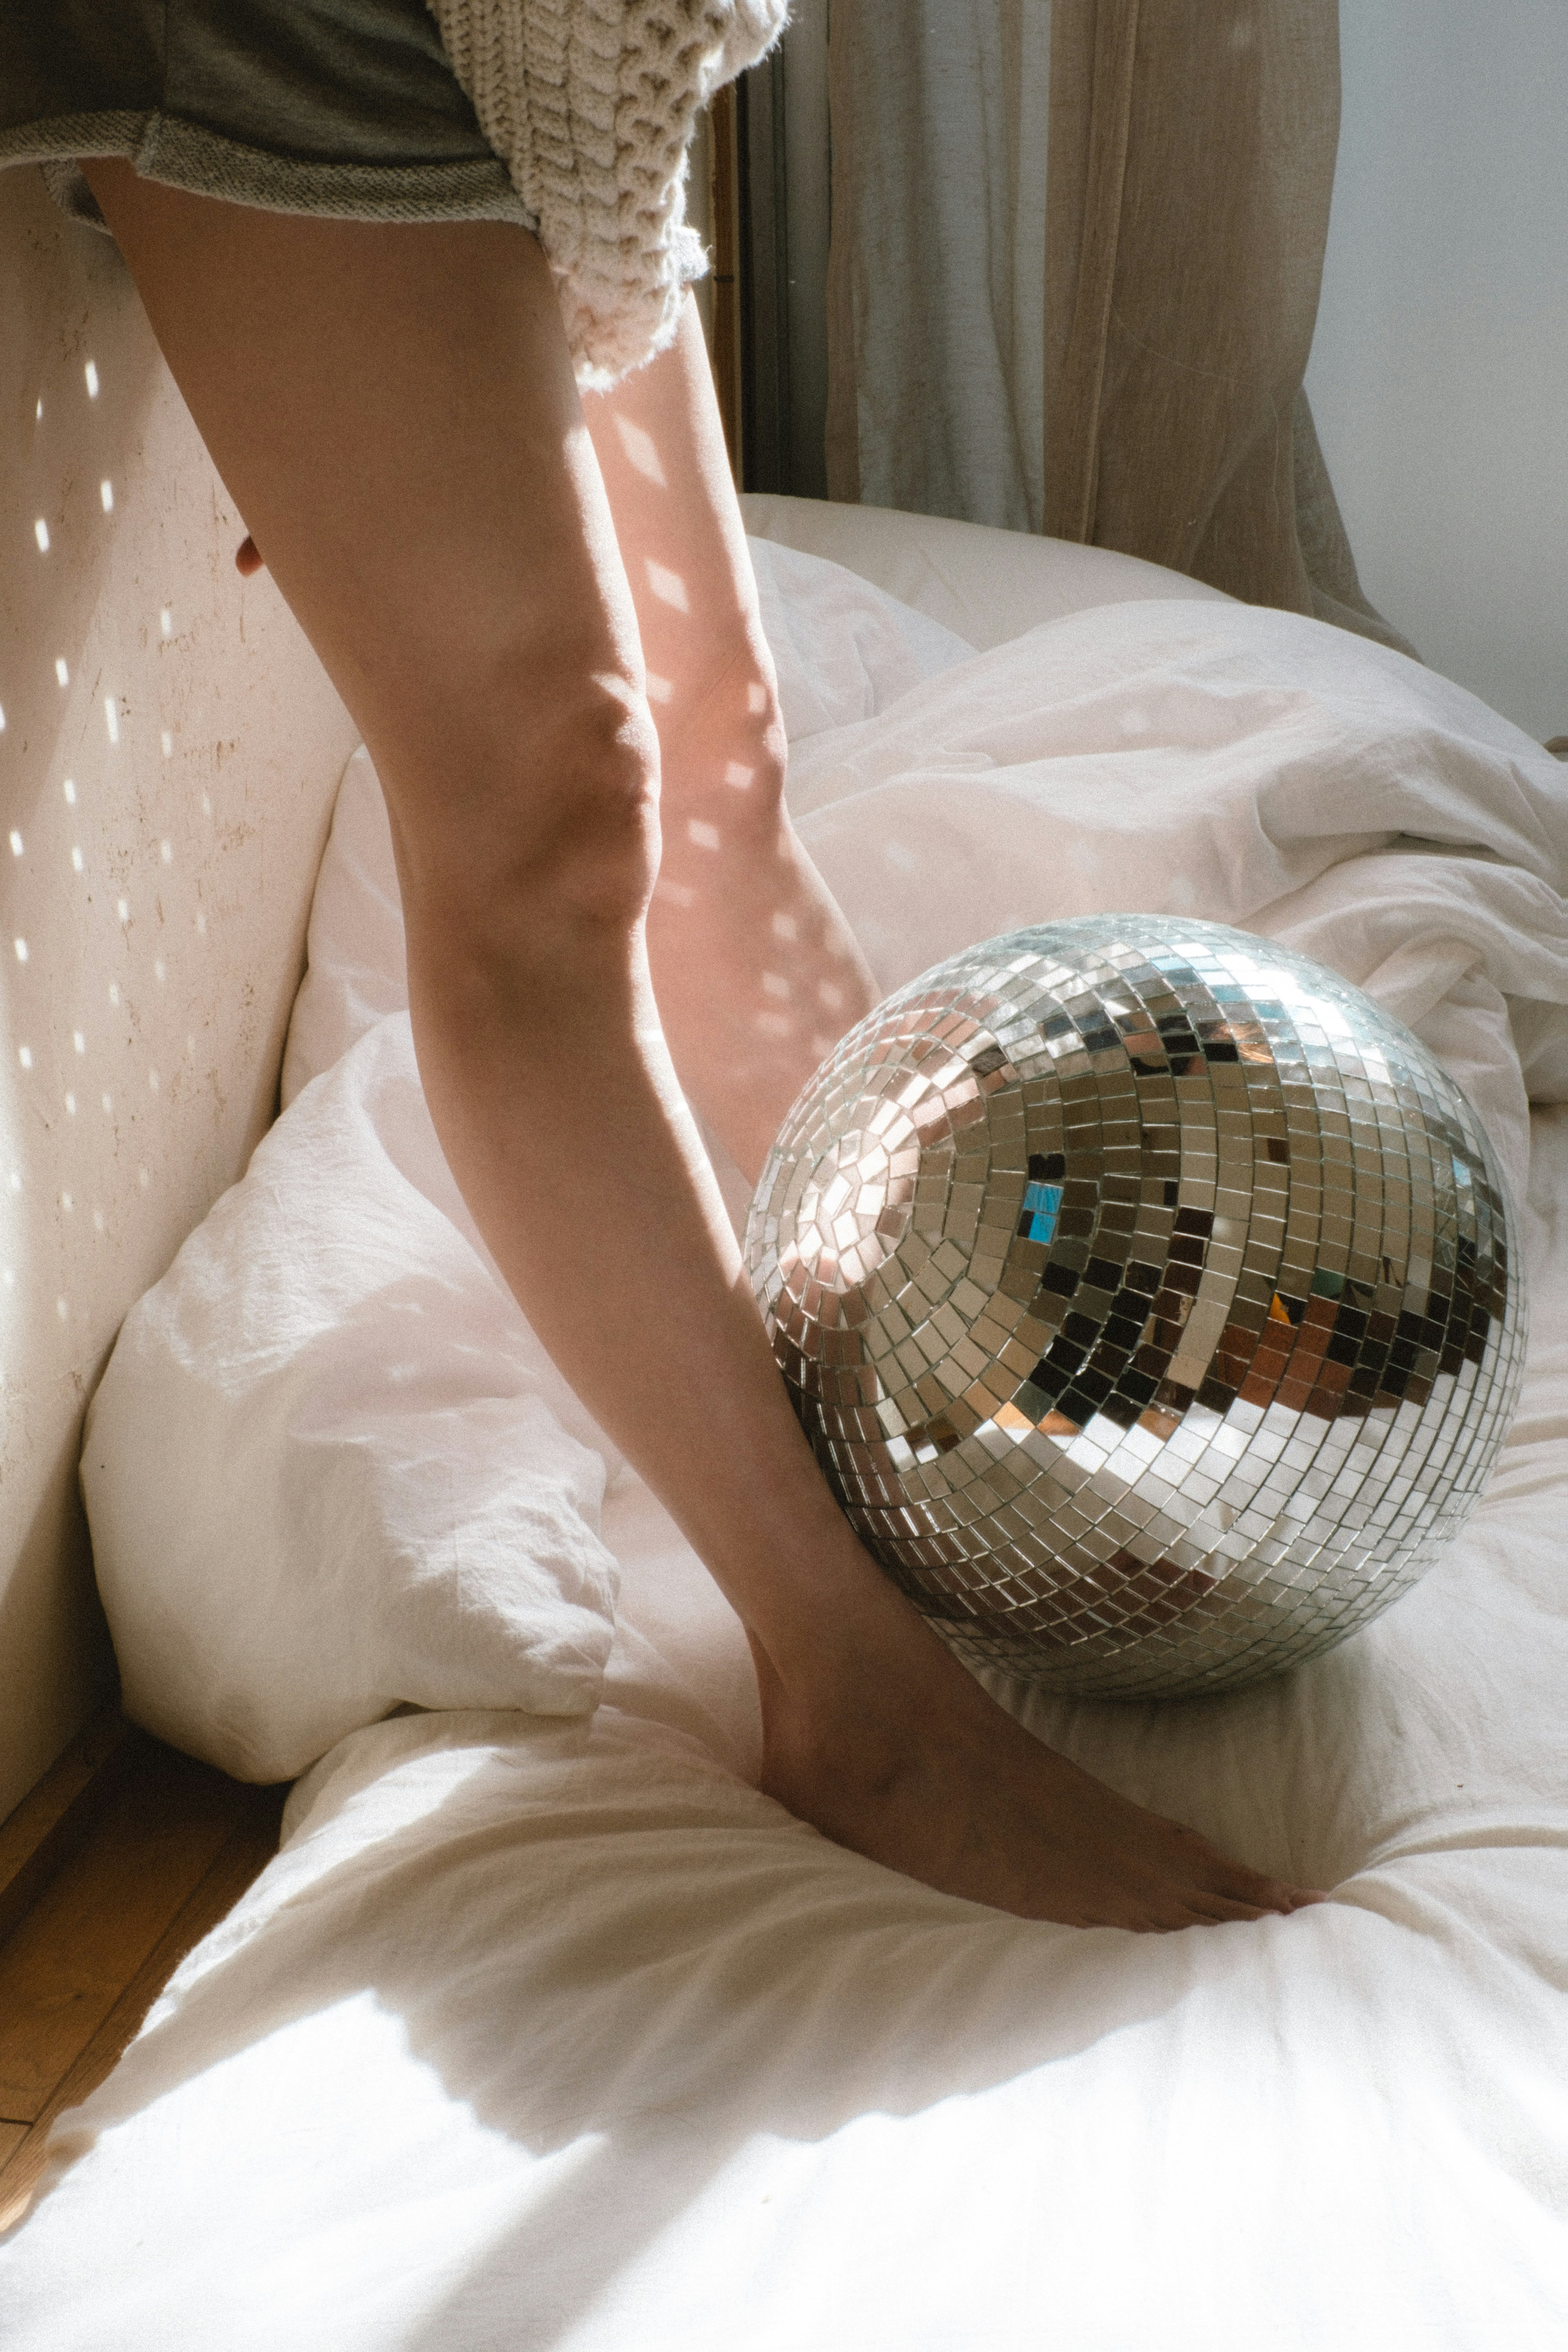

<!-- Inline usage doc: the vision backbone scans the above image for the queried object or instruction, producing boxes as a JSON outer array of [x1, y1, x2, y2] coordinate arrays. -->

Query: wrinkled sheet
[[7, 1113, 1567, 2351], [5, 589, 1568, 2349], [788, 600, 1568, 1205]]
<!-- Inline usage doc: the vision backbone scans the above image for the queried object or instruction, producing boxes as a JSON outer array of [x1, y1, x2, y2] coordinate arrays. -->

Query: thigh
[[80, 165, 651, 889]]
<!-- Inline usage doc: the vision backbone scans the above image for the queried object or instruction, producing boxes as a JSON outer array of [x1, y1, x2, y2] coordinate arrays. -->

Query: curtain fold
[[1042, 0, 1412, 651], [824, 0, 1050, 531], [826, 0, 1412, 655]]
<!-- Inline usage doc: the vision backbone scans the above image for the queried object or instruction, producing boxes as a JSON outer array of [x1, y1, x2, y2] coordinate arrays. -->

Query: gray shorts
[[0, 0, 537, 233]]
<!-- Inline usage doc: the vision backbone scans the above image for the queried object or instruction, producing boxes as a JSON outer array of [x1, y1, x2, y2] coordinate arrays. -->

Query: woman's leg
[[579, 297, 875, 1181], [84, 166, 1321, 1928]]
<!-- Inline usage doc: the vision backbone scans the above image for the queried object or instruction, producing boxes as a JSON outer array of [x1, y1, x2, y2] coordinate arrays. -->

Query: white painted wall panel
[[0, 171, 359, 1817], [1305, 0, 1568, 743]]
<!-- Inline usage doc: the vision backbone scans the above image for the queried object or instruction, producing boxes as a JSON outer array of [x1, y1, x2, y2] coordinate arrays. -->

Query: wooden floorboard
[[0, 1717, 285, 2233], [0, 1803, 282, 2233], [0, 1710, 136, 1951], [0, 1743, 248, 2121]]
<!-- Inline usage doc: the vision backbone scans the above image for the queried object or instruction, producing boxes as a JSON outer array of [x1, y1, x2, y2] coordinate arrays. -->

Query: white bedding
[[6, 527, 1568, 2348]]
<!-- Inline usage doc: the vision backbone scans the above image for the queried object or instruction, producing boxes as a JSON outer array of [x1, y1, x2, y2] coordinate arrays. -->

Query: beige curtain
[[826, 0, 1412, 654], [1044, 0, 1410, 651], [825, 2, 1051, 530]]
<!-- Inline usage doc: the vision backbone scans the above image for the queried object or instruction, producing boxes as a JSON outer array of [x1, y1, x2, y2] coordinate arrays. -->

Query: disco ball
[[746, 918, 1527, 1700]]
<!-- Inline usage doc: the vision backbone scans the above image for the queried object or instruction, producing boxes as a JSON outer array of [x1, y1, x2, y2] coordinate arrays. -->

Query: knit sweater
[[425, 0, 788, 385]]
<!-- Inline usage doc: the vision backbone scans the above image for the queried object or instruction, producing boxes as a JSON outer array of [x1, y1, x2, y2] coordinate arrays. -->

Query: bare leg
[[580, 299, 874, 1180], [85, 167, 1323, 1927]]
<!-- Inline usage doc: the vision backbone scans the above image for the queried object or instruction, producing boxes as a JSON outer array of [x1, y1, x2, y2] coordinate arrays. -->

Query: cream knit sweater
[[425, 0, 788, 385]]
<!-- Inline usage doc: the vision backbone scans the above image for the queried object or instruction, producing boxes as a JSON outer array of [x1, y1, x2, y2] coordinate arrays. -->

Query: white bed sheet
[[8, 1109, 1566, 2352], [6, 527, 1568, 2349]]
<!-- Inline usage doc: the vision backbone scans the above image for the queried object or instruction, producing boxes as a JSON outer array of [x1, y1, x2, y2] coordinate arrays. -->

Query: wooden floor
[[0, 1710, 284, 2232]]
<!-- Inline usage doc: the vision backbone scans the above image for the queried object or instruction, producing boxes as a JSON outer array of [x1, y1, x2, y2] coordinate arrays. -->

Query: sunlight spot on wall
[[200, 793, 212, 816], [160, 840, 173, 864], [108, 983, 120, 1007], [35, 398, 42, 421], [56, 1297, 68, 1321], [7, 1171, 20, 1193], [73, 1032, 85, 1055], [0, 705, 6, 731], [62, 779, 76, 805], [93, 1209, 105, 1232], [185, 1033, 196, 1058], [34, 520, 49, 553], [117, 899, 129, 924], [762, 971, 791, 999], [195, 909, 207, 937], [1, 1270, 11, 1290], [55, 659, 69, 687], [161, 731, 174, 757], [100, 479, 114, 513], [8, 833, 21, 858], [613, 415, 667, 487], [148, 1070, 160, 1094], [154, 960, 166, 984], [102, 1094, 112, 1115], [61, 1190, 72, 1210], [104, 698, 119, 744], [85, 360, 99, 397], [724, 761, 753, 789], [64, 1094, 76, 1116], [771, 911, 798, 942], [645, 672, 673, 705], [138, 1167, 150, 1190], [71, 846, 84, 873], [645, 560, 689, 613], [160, 608, 172, 637], [686, 818, 720, 851], [18, 1046, 32, 1071]]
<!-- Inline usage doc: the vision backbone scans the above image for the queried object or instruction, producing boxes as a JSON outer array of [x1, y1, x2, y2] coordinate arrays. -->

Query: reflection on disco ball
[[746, 918, 1527, 1700]]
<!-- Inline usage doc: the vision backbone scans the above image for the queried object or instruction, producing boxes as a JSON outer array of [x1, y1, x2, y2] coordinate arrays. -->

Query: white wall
[[0, 171, 359, 1818], [1305, 0, 1568, 744]]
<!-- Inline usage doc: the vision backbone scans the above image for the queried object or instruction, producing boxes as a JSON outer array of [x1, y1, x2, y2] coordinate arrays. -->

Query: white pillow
[[746, 535, 974, 740], [83, 1015, 621, 1784]]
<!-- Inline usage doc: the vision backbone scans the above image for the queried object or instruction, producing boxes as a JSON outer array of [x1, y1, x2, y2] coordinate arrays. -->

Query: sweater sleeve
[[425, 0, 788, 387]]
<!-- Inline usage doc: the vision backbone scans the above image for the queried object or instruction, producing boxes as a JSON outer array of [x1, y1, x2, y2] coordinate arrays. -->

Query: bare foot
[[752, 1600, 1327, 1931]]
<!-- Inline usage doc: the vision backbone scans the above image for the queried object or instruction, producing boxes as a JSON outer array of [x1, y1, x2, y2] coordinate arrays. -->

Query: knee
[[508, 678, 662, 930], [392, 668, 662, 974]]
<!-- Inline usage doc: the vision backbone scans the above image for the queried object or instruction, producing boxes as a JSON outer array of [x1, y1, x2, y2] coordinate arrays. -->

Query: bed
[[3, 499, 1566, 2350]]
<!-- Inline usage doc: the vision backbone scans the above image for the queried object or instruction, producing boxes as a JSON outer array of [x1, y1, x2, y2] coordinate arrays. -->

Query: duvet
[[4, 534, 1566, 2351]]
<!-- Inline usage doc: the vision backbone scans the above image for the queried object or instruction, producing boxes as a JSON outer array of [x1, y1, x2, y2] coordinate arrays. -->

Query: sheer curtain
[[825, 0, 1412, 651], [824, 0, 1051, 530]]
